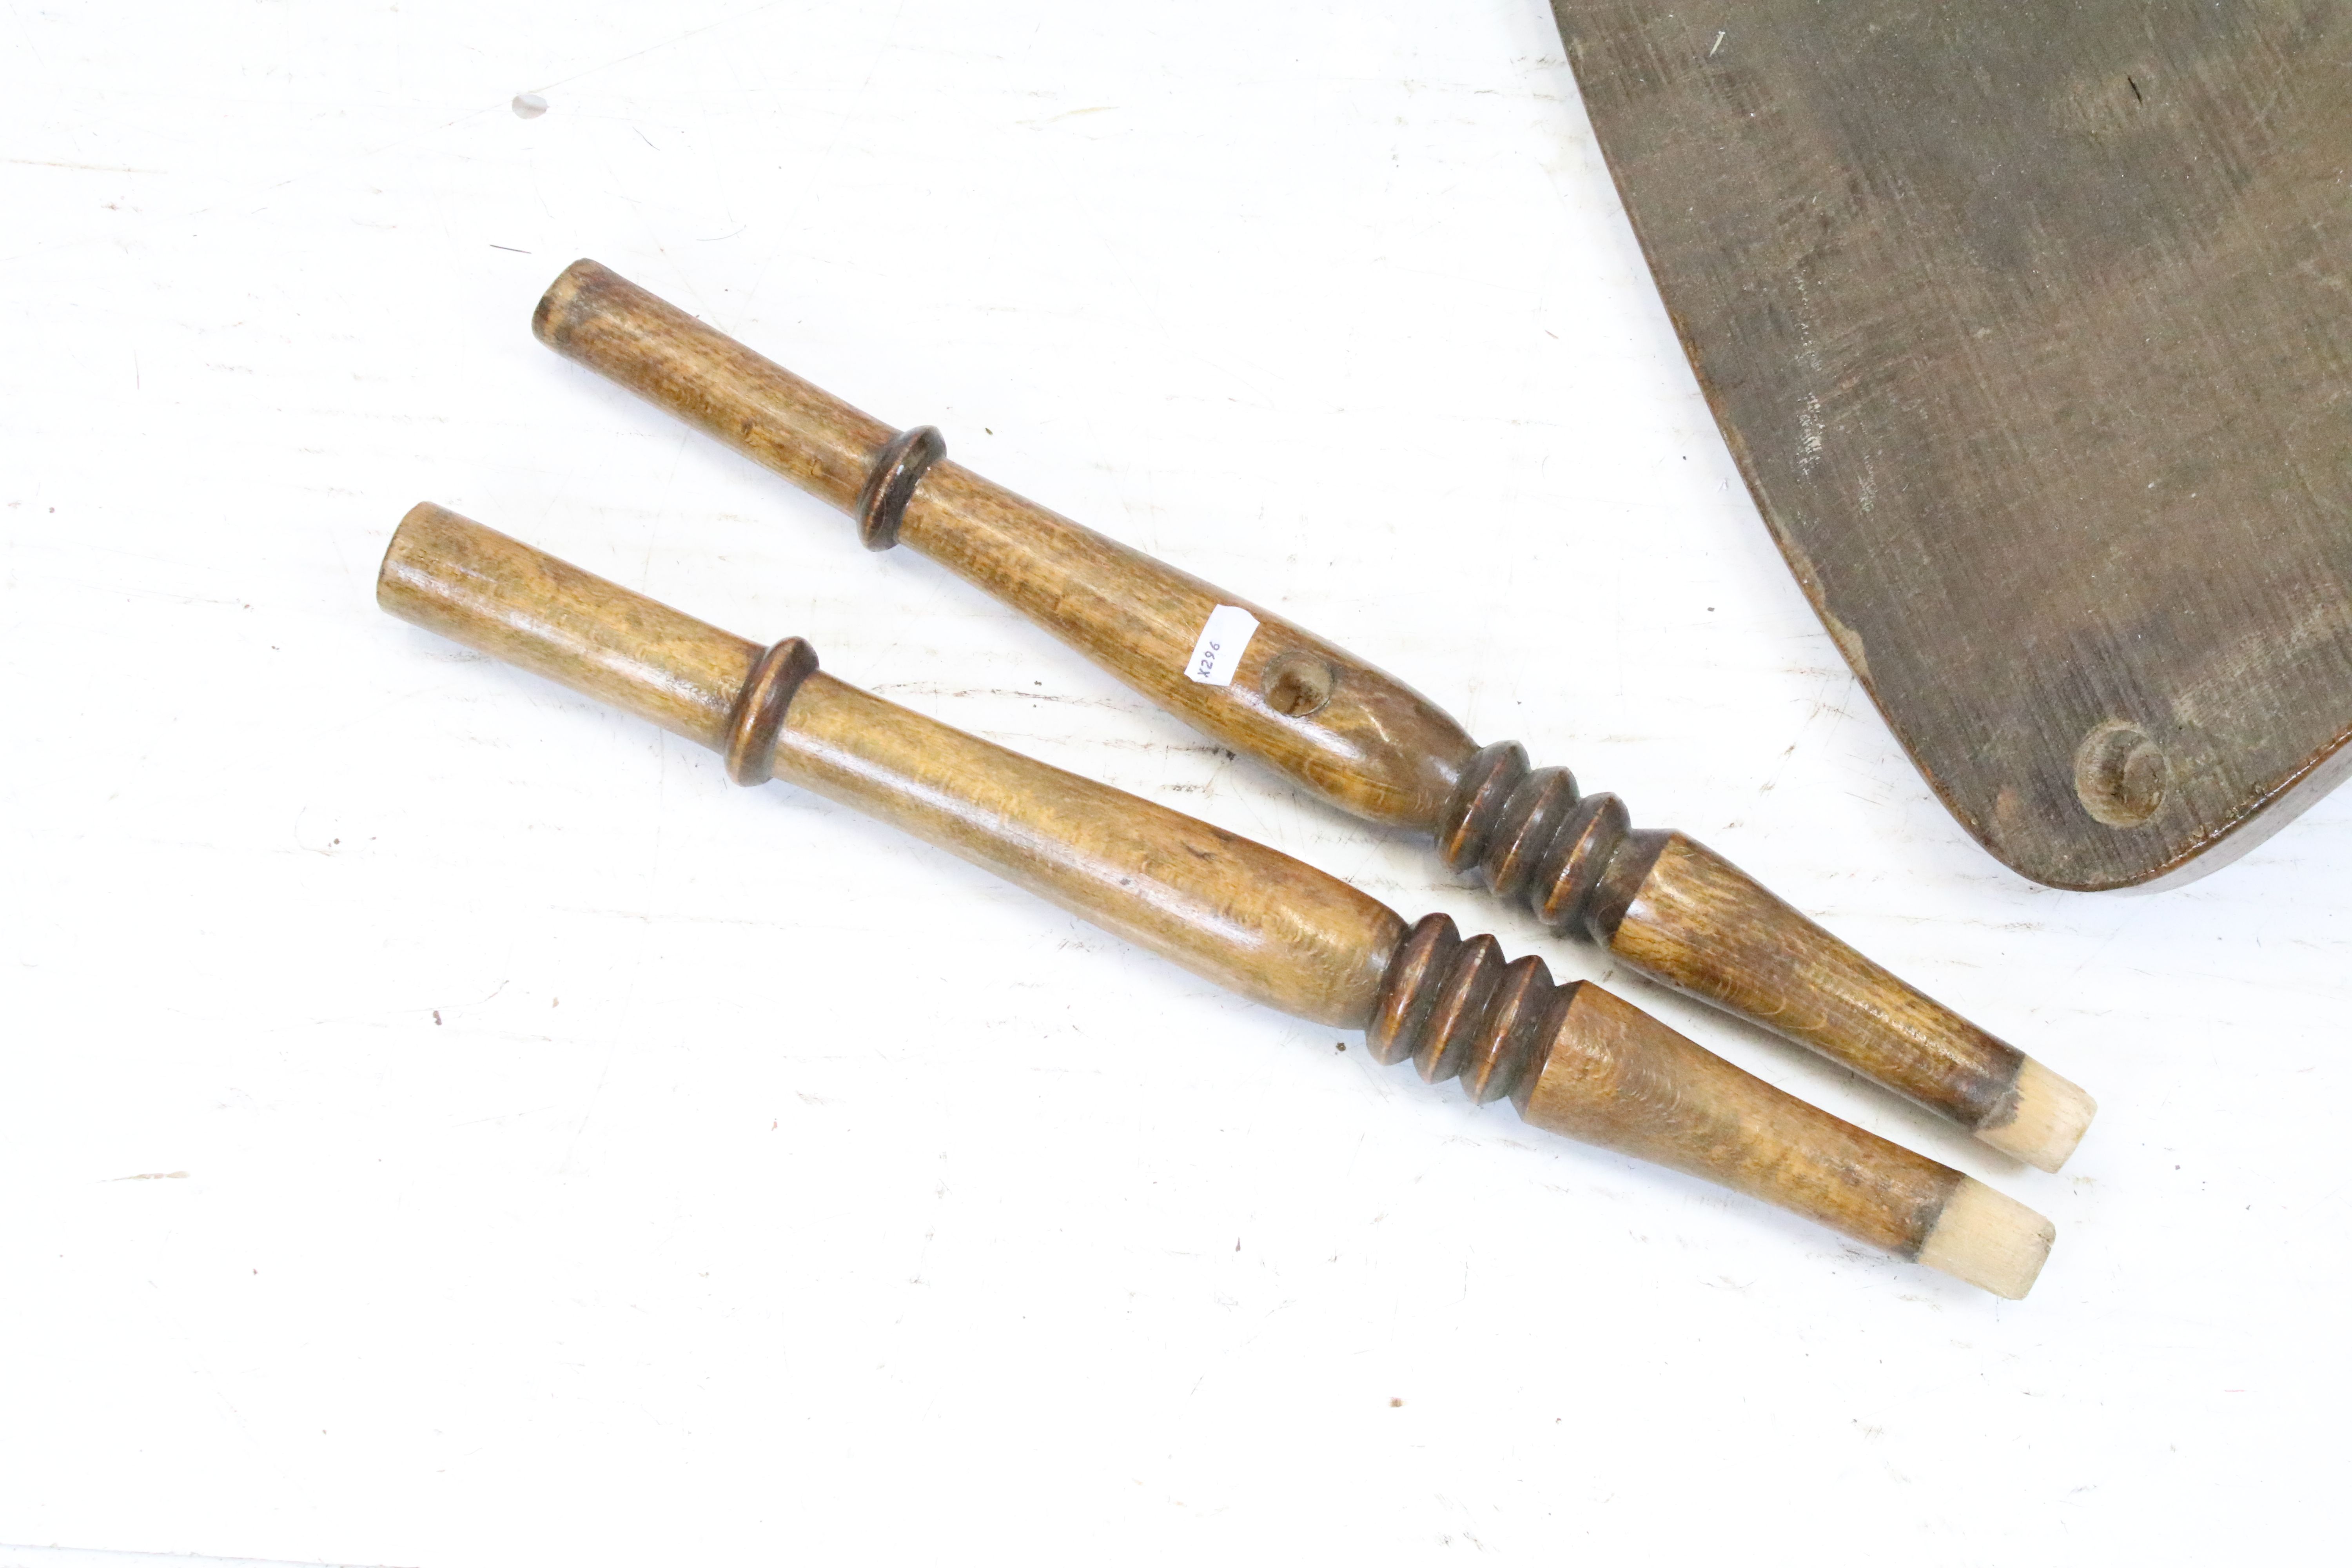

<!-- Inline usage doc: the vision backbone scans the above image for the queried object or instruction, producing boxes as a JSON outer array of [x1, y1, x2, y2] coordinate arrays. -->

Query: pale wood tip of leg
[[1976, 1058, 2097, 1172], [1915, 1179, 2055, 1300]]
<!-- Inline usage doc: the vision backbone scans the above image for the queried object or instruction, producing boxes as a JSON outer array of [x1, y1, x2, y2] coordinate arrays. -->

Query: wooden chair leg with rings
[[378, 502, 2058, 1298], [530, 259, 2097, 1173]]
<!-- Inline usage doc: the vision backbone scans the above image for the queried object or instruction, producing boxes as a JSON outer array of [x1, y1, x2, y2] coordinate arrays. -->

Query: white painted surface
[[0, 1550, 386, 1568], [1, 2, 2341, 1562]]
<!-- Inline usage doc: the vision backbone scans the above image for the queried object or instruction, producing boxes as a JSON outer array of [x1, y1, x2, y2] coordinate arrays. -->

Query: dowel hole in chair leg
[[1262, 652, 1336, 718]]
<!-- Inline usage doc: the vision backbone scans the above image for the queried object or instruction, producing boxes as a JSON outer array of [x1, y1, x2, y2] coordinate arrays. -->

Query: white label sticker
[[1184, 604, 1259, 687]]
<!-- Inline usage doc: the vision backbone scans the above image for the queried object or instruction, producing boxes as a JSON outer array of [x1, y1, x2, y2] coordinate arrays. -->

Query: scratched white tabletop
[[3, 4, 2343, 1563]]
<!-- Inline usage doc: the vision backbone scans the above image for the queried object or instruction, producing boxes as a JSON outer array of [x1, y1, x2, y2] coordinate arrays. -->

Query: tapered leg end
[[1915, 1178, 2055, 1299], [1976, 1058, 2097, 1172]]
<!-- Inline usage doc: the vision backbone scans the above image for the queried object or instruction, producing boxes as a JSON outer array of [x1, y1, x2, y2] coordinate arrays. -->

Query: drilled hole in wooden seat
[[2074, 721, 2167, 828]]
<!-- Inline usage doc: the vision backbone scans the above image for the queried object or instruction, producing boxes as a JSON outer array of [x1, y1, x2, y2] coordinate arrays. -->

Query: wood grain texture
[[380, 506, 1401, 1027], [1515, 982, 1960, 1263], [535, 259, 1481, 830], [771, 670, 1404, 1027], [1608, 834, 2025, 1139], [1366, 911, 2043, 1293], [377, 505, 2050, 1290], [529, 261, 2098, 1167], [533, 261, 889, 514], [1439, 744, 2089, 1169], [377, 502, 758, 749], [1444, 741, 2036, 1135], [1552, 0, 2352, 889]]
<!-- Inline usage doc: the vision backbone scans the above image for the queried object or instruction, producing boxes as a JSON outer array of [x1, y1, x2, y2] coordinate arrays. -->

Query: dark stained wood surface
[[1552, 1, 2352, 889]]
